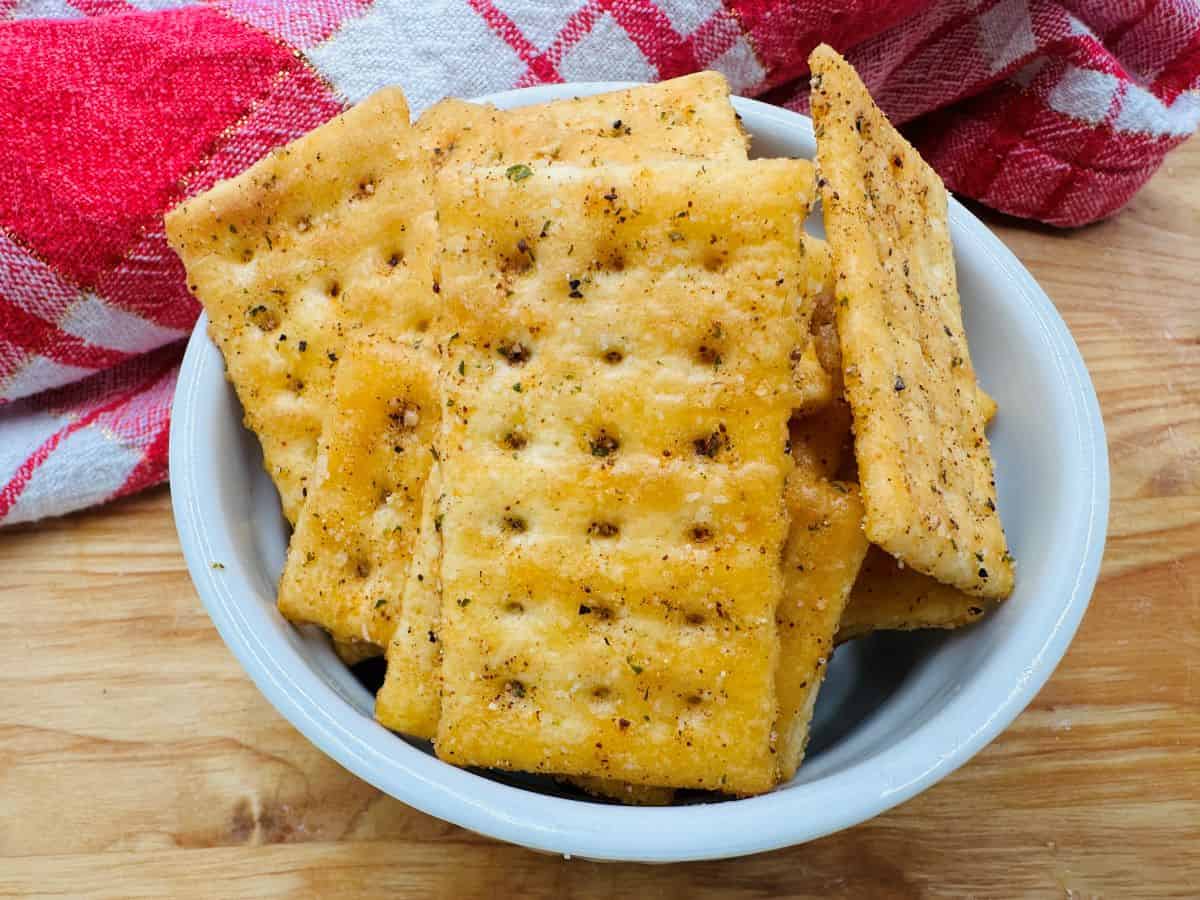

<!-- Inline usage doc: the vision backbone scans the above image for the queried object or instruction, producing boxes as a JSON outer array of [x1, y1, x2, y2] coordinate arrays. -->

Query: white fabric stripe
[[4, 424, 141, 525], [1047, 65, 1120, 125], [711, 34, 767, 95], [491, 0, 586, 50], [656, 0, 723, 36], [308, 0, 525, 113], [978, 0, 1036, 75], [58, 293, 188, 355], [559, 12, 657, 83], [0, 405, 63, 493], [0, 230, 80, 323], [10, 0, 85, 20], [0, 355, 96, 404], [1115, 82, 1200, 138], [126, 0, 195, 9]]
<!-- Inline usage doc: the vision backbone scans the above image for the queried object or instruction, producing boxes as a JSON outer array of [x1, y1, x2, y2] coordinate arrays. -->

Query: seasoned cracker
[[838, 545, 994, 641], [374, 461, 444, 739], [431, 159, 812, 793], [811, 45, 1013, 598], [418, 72, 747, 170], [559, 776, 676, 806], [165, 88, 436, 522], [276, 336, 439, 647], [378, 81, 759, 735], [789, 402, 854, 481], [333, 639, 379, 666], [792, 341, 832, 414], [978, 387, 998, 425], [777, 471, 869, 778]]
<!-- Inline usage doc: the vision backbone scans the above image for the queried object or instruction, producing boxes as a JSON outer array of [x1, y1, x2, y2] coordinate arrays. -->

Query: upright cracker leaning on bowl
[[810, 44, 1014, 599]]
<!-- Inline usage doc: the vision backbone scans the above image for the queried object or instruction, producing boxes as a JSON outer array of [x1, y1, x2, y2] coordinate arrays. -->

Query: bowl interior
[[171, 85, 1107, 860]]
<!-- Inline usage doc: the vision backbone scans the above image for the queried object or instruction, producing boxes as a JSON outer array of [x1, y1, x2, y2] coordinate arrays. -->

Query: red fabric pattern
[[0, 0, 1196, 525]]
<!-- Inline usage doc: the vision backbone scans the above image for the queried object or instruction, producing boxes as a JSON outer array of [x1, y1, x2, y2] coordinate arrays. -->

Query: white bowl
[[169, 83, 1108, 862]]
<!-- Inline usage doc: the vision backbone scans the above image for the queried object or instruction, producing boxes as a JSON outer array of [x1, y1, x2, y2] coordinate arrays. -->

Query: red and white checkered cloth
[[1, 0, 1197, 526]]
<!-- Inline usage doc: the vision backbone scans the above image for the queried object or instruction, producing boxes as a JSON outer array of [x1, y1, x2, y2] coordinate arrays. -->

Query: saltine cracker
[[377, 79, 757, 735], [418, 72, 747, 170], [276, 336, 440, 647], [165, 89, 435, 523], [430, 159, 812, 793], [777, 471, 869, 778], [838, 545, 995, 641], [810, 44, 1013, 598]]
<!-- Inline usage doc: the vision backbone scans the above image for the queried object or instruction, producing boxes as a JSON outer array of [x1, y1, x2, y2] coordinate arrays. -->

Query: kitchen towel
[[1, 0, 1196, 524]]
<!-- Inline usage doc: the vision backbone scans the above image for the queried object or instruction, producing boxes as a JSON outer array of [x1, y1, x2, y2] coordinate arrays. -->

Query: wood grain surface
[[1, 137, 1196, 900]]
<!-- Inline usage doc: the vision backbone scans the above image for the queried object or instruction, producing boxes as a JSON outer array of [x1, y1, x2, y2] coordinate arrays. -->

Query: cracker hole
[[353, 177, 377, 201], [353, 559, 371, 579], [240, 248, 254, 263], [589, 429, 619, 459], [587, 521, 620, 539], [591, 686, 612, 701], [685, 613, 706, 626], [388, 400, 421, 432], [500, 242, 535, 276], [595, 249, 625, 273], [688, 524, 713, 544], [246, 304, 280, 332], [696, 321, 725, 367], [502, 515, 527, 534], [695, 343, 723, 366], [578, 603, 614, 621], [498, 341, 531, 365], [505, 679, 527, 699], [415, 319, 431, 333], [702, 250, 727, 273], [386, 250, 403, 267], [685, 694, 704, 706], [504, 601, 526, 615], [296, 216, 312, 233], [693, 424, 729, 459], [601, 347, 624, 365], [500, 429, 528, 451], [327, 280, 342, 298]]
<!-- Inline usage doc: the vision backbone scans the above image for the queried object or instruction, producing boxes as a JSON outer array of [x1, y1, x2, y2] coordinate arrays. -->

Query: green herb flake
[[512, 382, 523, 393], [210, 562, 225, 570], [457, 597, 471, 608], [627, 656, 644, 675], [505, 164, 533, 182]]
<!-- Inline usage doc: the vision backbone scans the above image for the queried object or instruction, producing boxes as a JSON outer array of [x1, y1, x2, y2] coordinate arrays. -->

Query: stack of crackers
[[166, 45, 1013, 802]]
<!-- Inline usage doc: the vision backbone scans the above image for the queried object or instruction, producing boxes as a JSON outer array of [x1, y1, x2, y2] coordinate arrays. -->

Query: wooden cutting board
[[1, 138, 1196, 899]]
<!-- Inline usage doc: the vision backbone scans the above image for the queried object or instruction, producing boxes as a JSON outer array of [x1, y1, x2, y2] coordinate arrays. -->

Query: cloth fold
[[1, 0, 1197, 525]]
